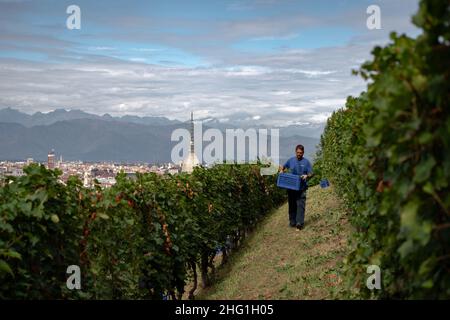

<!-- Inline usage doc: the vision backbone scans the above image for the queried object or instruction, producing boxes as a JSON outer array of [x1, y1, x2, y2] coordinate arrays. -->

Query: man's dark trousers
[[287, 189, 306, 226]]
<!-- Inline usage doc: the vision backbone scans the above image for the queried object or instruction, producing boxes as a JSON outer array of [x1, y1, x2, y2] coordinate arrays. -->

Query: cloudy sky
[[0, 0, 420, 126]]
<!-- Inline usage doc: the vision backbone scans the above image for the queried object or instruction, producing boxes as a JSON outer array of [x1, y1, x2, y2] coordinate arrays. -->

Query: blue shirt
[[283, 156, 313, 190]]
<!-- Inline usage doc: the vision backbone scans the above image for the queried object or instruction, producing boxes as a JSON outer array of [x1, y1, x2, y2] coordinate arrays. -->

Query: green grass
[[194, 185, 353, 300]]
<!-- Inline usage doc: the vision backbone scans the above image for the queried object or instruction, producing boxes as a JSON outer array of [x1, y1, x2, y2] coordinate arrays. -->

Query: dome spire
[[182, 111, 199, 173]]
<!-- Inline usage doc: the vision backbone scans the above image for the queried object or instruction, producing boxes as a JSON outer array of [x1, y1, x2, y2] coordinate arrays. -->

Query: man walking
[[280, 145, 313, 231]]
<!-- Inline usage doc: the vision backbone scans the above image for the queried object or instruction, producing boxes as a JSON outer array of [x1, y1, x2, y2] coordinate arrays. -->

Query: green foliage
[[314, 0, 450, 299], [308, 156, 322, 187], [0, 163, 285, 299], [0, 164, 87, 299]]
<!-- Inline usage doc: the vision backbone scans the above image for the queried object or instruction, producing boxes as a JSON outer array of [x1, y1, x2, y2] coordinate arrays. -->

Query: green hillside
[[195, 185, 353, 299]]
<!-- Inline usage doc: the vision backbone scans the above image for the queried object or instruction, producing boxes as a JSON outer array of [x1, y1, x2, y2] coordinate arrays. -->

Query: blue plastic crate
[[161, 293, 170, 300], [277, 173, 300, 190], [320, 179, 330, 188]]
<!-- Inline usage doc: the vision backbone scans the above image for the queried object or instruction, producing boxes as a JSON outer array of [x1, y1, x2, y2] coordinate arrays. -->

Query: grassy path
[[195, 185, 352, 299]]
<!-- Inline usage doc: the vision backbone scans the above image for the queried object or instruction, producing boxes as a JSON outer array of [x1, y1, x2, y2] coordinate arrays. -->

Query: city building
[[83, 170, 91, 187], [181, 112, 200, 173], [1, 157, 180, 187], [11, 168, 24, 177], [47, 149, 55, 169]]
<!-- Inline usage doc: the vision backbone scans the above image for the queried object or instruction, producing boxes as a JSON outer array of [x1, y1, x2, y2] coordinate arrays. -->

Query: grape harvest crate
[[320, 179, 330, 188], [277, 172, 300, 190]]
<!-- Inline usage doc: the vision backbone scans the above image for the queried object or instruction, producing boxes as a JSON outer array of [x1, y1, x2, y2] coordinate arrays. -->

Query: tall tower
[[47, 149, 55, 169], [83, 171, 91, 187], [190, 111, 194, 156], [181, 112, 199, 173]]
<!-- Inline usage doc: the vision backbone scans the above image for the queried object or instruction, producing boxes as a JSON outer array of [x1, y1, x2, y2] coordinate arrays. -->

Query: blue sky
[[0, 0, 420, 126]]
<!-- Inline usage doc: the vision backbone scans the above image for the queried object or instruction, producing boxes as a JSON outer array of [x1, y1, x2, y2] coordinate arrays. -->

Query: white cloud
[[224, 66, 271, 77], [282, 69, 337, 77], [0, 48, 366, 125], [87, 46, 116, 51], [131, 48, 163, 52], [0, 0, 421, 127], [309, 113, 331, 123], [312, 98, 346, 108], [251, 33, 299, 41], [271, 90, 291, 95], [129, 58, 147, 62]]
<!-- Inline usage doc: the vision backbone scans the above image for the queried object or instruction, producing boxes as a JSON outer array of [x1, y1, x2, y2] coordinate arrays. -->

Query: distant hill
[[0, 119, 180, 163], [0, 107, 181, 127], [0, 108, 320, 164], [199, 117, 325, 139]]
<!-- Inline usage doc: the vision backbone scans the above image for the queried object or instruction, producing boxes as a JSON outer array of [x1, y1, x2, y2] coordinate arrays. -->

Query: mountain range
[[0, 108, 322, 164], [0, 107, 181, 127]]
